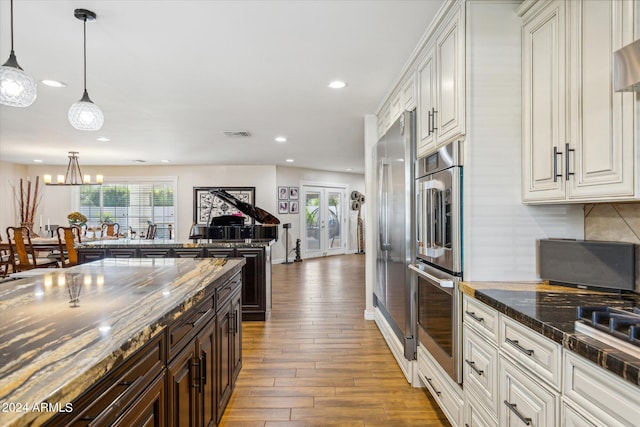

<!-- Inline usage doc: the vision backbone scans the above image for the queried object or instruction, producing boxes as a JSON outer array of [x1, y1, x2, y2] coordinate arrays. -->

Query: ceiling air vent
[[223, 131, 252, 137]]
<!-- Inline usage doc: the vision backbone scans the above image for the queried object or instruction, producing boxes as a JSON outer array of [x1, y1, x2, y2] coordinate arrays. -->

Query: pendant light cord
[[83, 17, 87, 92], [9, 0, 14, 52]]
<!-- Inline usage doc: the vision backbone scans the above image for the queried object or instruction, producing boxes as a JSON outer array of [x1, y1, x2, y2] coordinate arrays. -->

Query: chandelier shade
[[44, 152, 103, 186], [69, 8, 103, 131], [0, 0, 37, 107]]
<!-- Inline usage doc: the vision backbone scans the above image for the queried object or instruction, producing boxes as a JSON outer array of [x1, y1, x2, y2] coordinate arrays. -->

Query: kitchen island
[[0, 257, 245, 426], [77, 238, 272, 320]]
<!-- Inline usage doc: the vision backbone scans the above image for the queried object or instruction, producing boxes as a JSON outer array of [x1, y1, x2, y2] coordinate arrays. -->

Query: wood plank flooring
[[219, 254, 450, 427]]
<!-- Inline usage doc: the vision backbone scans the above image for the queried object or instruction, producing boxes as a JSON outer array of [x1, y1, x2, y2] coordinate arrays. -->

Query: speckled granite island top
[[76, 238, 274, 249], [0, 257, 245, 426], [460, 281, 640, 387]]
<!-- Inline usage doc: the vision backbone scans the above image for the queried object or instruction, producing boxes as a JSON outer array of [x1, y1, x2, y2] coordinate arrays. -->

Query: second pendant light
[[68, 8, 103, 131]]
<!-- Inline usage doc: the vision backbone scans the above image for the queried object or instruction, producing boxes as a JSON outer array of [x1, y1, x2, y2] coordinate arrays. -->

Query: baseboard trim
[[373, 307, 416, 385], [363, 309, 375, 320]]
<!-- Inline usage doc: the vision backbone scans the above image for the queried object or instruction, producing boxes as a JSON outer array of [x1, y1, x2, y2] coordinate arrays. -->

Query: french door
[[301, 185, 347, 259]]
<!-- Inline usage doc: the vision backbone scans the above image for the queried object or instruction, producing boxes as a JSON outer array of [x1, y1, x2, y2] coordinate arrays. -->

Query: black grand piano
[[190, 189, 280, 241]]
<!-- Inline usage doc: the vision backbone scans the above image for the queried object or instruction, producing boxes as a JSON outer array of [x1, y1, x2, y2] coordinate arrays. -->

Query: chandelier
[[44, 152, 103, 186]]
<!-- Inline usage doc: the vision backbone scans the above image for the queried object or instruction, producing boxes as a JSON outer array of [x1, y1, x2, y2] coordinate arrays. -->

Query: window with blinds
[[79, 181, 175, 239]]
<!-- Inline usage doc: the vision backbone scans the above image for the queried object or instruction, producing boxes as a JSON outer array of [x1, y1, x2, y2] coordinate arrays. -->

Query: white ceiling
[[0, 0, 445, 173]]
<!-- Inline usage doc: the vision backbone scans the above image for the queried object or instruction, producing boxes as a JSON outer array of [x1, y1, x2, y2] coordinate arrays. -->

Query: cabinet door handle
[[465, 359, 484, 376], [565, 143, 575, 181], [465, 310, 484, 322], [229, 312, 235, 334], [504, 400, 532, 425], [432, 108, 438, 131], [505, 338, 534, 356], [192, 358, 200, 389], [428, 110, 433, 136], [425, 377, 441, 396], [234, 309, 239, 335], [117, 381, 133, 387], [201, 350, 207, 387], [553, 146, 563, 182]]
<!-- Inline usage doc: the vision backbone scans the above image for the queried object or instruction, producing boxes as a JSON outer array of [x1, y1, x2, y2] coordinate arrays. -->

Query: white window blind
[[79, 180, 175, 239]]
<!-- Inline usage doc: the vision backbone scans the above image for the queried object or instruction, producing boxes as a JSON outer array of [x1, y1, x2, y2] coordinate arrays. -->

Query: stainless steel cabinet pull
[[192, 358, 200, 389], [201, 350, 207, 386], [425, 377, 441, 396], [504, 400, 532, 425], [553, 146, 563, 182], [428, 110, 433, 136], [505, 338, 534, 356], [432, 108, 438, 131], [465, 359, 484, 376], [465, 310, 484, 322], [565, 143, 575, 181]]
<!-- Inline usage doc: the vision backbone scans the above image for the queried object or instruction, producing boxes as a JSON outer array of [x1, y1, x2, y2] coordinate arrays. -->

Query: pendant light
[[0, 0, 37, 107], [44, 151, 103, 186], [68, 8, 103, 131]]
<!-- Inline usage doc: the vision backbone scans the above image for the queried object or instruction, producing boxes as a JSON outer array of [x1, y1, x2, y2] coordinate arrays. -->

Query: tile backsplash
[[584, 202, 640, 291]]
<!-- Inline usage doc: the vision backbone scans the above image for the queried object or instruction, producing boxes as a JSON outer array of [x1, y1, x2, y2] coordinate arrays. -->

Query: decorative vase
[[20, 221, 40, 237]]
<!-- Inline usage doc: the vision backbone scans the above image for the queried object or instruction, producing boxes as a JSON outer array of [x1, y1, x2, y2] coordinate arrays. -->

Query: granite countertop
[[76, 238, 274, 249], [461, 281, 640, 387], [0, 257, 245, 426]]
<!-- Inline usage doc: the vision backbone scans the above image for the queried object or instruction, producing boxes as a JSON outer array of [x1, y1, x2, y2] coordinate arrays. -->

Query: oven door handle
[[409, 264, 454, 288]]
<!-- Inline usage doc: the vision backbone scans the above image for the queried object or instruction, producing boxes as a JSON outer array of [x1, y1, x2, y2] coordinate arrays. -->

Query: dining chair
[[144, 224, 157, 239], [101, 222, 120, 237], [6, 226, 59, 271], [57, 226, 82, 267], [0, 236, 13, 277]]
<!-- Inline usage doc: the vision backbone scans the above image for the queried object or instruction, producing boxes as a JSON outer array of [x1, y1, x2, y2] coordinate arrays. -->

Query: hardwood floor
[[219, 254, 450, 426]]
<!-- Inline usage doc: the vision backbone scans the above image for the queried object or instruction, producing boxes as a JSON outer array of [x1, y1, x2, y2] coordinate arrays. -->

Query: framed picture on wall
[[289, 186, 299, 200], [289, 201, 299, 214], [193, 187, 255, 225], [278, 201, 289, 214], [278, 186, 288, 200]]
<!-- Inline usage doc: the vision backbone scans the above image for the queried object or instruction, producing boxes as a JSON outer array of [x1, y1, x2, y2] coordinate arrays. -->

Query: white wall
[[0, 161, 29, 234], [274, 166, 364, 263]]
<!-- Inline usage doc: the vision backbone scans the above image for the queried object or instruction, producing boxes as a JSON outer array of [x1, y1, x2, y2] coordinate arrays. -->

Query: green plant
[[67, 211, 88, 224]]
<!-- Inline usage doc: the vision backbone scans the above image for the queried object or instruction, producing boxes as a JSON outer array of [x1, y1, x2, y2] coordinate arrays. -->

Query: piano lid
[[210, 189, 280, 225]]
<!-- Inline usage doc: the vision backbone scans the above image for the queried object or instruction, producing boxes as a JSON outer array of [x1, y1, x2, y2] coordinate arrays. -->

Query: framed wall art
[[193, 186, 255, 225], [289, 186, 299, 200], [278, 186, 288, 200], [289, 201, 299, 214], [278, 201, 289, 214]]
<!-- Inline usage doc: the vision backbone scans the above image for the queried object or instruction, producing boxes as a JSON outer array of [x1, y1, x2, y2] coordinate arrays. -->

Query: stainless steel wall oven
[[411, 141, 463, 384]]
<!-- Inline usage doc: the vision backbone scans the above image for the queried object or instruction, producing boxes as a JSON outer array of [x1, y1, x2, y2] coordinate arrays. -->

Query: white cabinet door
[[521, 0, 567, 202], [401, 72, 416, 112], [499, 356, 559, 427], [435, 4, 465, 146], [567, 0, 636, 200], [418, 47, 436, 157]]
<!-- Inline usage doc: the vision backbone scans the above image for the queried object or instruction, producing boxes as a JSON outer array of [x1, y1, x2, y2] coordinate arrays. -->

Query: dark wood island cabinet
[[77, 239, 273, 321], [0, 258, 244, 427]]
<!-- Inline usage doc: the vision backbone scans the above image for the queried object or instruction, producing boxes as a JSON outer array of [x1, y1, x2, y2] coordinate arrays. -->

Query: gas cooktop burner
[[574, 306, 640, 358]]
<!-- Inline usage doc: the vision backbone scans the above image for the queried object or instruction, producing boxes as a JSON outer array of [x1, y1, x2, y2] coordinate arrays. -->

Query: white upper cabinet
[[416, 2, 466, 158], [521, 0, 637, 203]]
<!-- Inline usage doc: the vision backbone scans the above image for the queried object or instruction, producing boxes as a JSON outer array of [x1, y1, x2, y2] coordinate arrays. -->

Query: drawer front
[[499, 356, 558, 427], [168, 296, 214, 359], [464, 325, 499, 417], [49, 332, 166, 426], [417, 345, 463, 427], [216, 273, 241, 311], [500, 316, 562, 390], [563, 352, 640, 427], [561, 400, 599, 427], [463, 295, 499, 344]]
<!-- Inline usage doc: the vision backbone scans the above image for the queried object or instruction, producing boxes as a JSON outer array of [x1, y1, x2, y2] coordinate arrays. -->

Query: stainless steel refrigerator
[[374, 109, 416, 360]]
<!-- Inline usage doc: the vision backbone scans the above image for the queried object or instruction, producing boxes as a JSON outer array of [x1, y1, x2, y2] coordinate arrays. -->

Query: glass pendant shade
[[69, 89, 104, 131], [0, 54, 37, 107]]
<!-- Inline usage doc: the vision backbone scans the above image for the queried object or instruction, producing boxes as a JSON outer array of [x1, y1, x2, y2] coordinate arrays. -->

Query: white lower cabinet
[[561, 401, 600, 427], [465, 391, 498, 427], [499, 355, 559, 426], [463, 324, 499, 418], [562, 352, 640, 427], [418, 344, 464, 427]]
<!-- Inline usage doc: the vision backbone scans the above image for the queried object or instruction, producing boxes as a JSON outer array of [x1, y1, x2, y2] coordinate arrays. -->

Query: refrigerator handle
[[378, 161, 391, 251]]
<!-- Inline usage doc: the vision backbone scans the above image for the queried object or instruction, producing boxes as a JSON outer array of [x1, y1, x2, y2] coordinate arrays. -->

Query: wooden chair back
[[101, 222, 120, 237], [57, 226, 82, 267], [6, 226, 36, 271], [145, 224, 157, 239], [0, 235, 13, 276]]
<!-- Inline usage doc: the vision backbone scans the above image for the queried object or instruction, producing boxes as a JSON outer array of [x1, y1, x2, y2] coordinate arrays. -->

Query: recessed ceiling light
[[346, 168, 353, 171], [161, 160, 170, 163], [328, 80, 347, 89], [96, 137, 110, 142], [285, 158, 294, 163], [34, 159, 43, 163], [275, 136, 287, 143], [41, 79, 67, 88]]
